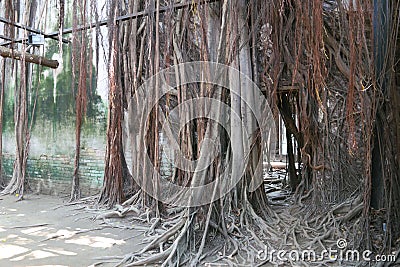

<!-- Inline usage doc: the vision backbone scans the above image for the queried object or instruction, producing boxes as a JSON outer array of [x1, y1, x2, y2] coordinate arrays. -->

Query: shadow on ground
[[0, 194, 143, 267]]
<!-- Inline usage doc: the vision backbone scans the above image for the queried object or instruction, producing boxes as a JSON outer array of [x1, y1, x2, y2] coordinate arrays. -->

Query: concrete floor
[[0, 194, 143, 267]]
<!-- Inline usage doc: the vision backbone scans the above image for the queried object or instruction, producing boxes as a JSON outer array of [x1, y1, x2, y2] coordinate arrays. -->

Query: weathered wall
[[2, 149, 104, 196], [0, 29, 108, 196], [0, 69, 176, 197], [1, 122, 106, 196]]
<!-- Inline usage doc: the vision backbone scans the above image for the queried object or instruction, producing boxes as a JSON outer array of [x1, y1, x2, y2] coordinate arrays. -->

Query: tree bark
[[0, 46, 59, 69], [70, 0, 89, 202], [99, 0, 124, 206], [2, 2, 36, 198], [277, 93, 302, 191]]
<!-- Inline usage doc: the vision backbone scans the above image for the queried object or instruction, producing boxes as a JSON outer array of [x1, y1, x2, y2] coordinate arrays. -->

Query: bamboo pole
[[0, 46, 59, 68]]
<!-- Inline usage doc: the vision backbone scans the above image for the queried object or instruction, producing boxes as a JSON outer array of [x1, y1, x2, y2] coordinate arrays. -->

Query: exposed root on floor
[[86, 190, 386, 267]]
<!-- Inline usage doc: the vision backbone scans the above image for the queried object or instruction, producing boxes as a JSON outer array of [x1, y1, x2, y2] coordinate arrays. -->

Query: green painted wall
[[2, 149, 104, 196], [1, 39, 108, 196]]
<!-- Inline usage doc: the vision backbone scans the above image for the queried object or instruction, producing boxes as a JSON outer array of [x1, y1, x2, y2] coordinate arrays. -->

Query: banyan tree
[[0, 0, 399, 266]]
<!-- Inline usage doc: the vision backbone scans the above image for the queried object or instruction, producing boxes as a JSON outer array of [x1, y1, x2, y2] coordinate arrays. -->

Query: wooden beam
[[0, 46, 59, 68]]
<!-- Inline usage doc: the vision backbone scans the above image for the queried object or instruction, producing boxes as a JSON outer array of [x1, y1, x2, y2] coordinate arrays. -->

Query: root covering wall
[[1, 130, 173, 196], [1, 149, 104, 196]]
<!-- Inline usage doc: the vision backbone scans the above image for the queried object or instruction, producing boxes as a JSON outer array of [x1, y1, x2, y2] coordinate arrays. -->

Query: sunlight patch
[[0, 244, 30, 259], [65, 235, 125, 248], [44, 247, 77, 256], [21, 226, 49, 236], [6, 234, 18, 239], [11, 249, 57, 261], [13, 236, 34, 246], [45, 229, 76, 240]]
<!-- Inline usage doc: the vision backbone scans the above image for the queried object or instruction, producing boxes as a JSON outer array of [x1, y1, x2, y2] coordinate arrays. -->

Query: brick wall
[[1, 148, 104, 196], [1, 124, 106, 196], [1, 129, 177, 196]]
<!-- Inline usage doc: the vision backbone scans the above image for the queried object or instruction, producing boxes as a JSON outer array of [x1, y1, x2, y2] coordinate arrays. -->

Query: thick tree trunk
[[2, 61, 29, 198], [2, 1, 37, 198], [368, 0, 400, 246], [71, 82, 85, 201], [99, 1, 124, 206], [70, 0, 90, 202]]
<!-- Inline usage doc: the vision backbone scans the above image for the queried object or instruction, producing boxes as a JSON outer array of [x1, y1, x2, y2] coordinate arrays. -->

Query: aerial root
[[92, 194, 366, 266], [120, 212, 192, 267], [145, 217, 161, 236], [140, 213, 187, 253], [40, 226, 106, 242], [122, 191, 141, 206], [95, 204, 140, 220]]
